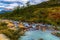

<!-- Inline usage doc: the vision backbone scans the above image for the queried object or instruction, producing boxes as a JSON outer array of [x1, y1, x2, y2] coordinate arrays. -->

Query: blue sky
[[0, 0, 48, 11]]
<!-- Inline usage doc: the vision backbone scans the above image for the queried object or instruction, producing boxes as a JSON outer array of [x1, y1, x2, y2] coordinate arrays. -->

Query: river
[[0, 20, 60, 40], [19, 30, 60, 40], [13, 21, 60, 40]]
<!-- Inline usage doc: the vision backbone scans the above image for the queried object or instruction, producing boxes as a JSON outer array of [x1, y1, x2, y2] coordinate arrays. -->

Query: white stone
[[0, 34, 10, 40]]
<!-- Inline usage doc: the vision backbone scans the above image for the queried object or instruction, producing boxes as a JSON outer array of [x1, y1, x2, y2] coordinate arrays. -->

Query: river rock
[[0, 34, 10, 40]]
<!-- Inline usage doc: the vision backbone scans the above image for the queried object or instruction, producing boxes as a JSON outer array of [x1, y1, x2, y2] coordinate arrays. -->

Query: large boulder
[[0, 34, 10, 40]]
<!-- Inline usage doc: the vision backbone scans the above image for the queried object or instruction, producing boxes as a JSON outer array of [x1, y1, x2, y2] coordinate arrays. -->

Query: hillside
[[0, 0, 60, 26]]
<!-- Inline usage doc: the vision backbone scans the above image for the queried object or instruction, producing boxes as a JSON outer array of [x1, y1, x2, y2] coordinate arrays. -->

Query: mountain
[[0, 0, 60, 25], [0, 9, 12, 14]]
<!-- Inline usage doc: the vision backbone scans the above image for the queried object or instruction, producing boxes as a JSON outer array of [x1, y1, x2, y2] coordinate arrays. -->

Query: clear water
[[19, 30, 60, 40]]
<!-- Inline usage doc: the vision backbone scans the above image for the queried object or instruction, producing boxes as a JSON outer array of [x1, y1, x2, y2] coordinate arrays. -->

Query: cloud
[[4, 3, 19, 9], [2, 0, 29, 3], [0, 0, 48, 11]]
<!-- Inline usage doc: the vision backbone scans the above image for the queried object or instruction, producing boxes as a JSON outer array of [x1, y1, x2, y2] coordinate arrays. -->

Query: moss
[[39, 38, 44, 40], [55, 33, 60, 37]]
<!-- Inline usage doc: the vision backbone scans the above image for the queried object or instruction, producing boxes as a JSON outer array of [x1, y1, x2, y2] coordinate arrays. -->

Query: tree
[[50, 0, 60, 1], [26, 1, 30, 6]]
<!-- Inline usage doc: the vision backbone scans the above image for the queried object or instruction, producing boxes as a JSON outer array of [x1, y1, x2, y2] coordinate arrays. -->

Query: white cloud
[[3, 0, 19, 2], [4, 3, 23, 9], [4, 0, 28, 1], [5, 6, 14, 9], [30, 0, 48, 5], [4, 3, 18, 9], [0, 0, 48, 11], [3, 0, 28, 3], [9, 3, 18, 7], [0, 6, 4, 8], [0, 3, 7, 8]]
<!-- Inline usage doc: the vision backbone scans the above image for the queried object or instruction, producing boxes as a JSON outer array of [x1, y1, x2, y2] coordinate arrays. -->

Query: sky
[[0, 0, 48, 11]]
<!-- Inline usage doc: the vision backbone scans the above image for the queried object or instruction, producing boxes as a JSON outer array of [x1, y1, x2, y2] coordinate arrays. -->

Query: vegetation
[[52, 32, 60, 37], [0, 22, 7, 30], [55, 33, 60, 37], [2, 29, 24, 40], [0, 22, 24, 40], [0, 0, 60, 26]]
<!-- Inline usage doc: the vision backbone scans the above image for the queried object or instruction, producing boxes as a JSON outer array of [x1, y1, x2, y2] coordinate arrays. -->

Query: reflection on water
[[19, 30, 60, 40]]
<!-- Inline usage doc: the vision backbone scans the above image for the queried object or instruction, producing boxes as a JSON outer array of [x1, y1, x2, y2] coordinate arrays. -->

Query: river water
[[19, 30, 60, 40], [13, 21, 60, 40], [0, 20, 60, 40]]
